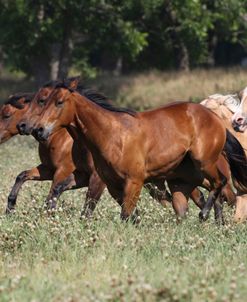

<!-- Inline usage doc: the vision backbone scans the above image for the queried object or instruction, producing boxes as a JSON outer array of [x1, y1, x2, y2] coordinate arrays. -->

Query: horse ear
[[238, 89, 244, 100], [67, 76, 81, 90]]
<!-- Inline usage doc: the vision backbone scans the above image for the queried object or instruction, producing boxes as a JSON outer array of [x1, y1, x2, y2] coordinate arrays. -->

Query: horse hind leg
[[199, 164, 227, 223], [190, 188, 205, 209], [214, 193, 225, 225], [222, 183, 236, 207], [167, 180, 192, 221], [145, 181, 171, 207]]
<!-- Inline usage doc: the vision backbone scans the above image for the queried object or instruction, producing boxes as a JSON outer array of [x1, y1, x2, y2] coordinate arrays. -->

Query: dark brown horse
[[29, 82, 247, 223], [0, 79, 106, 215]]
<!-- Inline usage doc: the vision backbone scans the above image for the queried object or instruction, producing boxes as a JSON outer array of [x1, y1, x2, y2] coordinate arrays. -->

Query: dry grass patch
[[93, 68, 247, 109]]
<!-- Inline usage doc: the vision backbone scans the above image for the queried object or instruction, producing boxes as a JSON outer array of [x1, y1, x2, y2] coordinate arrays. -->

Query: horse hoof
[[5, 207, 15, 215], [80, 211, 93, 220], [131, 215, 141, 225], [199, 211, 208, 222]]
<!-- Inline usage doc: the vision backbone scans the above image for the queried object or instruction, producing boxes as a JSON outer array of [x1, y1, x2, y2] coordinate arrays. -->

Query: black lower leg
[[199, 190, 218, 221], [214, 196, 224, 225], [81, 175, 105, 218], [45, 175, 75, 209], [146, 183, 172, 204], [199, 175, 227, 222], [81, 198, 98, 218], [6, 171, 28, 214]]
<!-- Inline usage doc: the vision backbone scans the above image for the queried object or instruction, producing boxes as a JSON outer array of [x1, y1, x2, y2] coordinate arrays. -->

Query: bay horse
[[0, 79, 106, 215], [2, 78, 174, 216], [30, 81, 247, 223], [16, 79, 207, 216]]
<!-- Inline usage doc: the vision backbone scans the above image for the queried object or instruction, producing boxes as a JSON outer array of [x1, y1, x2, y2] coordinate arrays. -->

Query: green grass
[[0, 136, 247, 301], [1, 69, 247, 301]]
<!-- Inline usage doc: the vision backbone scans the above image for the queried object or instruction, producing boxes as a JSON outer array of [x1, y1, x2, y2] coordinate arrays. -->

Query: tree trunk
[[172, 34, 190, 71], [50, 43, 61, 80], [207, 33, 218, 67], [30, 54, 50, 86], [164, 3, 190, 71], [113, 56, 123, 76], [57, 12, 73, 79], [0, 47, 3, 75]]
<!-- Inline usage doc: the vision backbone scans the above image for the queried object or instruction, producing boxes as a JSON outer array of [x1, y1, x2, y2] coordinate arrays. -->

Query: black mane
[[5, 93, 34, 109], [55, 80, 136, 117]]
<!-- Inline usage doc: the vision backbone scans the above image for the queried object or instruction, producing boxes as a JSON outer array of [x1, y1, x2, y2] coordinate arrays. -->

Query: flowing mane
[[55, 81, 137, 117], [5, 93, 34, 109]]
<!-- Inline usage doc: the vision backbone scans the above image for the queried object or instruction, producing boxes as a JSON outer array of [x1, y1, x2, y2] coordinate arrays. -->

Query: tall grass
[[91, 68, 247, 109], [1, 67, 247, 109]]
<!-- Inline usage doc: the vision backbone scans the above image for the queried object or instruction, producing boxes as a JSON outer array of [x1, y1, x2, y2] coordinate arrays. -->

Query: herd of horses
[[1, 76, 247, 224]]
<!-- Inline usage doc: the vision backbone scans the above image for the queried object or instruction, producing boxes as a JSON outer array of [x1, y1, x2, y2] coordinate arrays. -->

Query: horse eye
[[57, 99, 64, 107], [3, 114, 11, 120], [38, 99, 45, 106]]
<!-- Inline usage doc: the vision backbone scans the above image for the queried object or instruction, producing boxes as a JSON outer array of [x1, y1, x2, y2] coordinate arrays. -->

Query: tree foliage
[[0, 0, 246, 82]]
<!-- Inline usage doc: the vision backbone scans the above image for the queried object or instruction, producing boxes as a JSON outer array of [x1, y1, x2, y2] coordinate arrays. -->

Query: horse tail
[[223, 129, 247, 192]]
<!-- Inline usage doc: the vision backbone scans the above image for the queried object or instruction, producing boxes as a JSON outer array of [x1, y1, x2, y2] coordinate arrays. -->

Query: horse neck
[[71, 94, 116, 149]]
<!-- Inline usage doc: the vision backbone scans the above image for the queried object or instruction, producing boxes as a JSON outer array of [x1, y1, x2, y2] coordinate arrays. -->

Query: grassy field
[[0, 131, 246, 301], [0, 69, 247, 301]]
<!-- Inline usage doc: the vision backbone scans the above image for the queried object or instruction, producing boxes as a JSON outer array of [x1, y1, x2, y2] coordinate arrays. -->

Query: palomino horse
[[29, 81, 247, 223], [0, 79, 106, 216], [232, 87, 247, 133], [208, 90, 247, 222], [201, 93, 247, 222]]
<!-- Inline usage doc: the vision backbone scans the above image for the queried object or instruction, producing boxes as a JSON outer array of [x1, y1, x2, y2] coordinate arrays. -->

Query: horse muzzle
[[17, 121, 33, 135], [232, 119, 247, 133], [32, 126, 50, 141]]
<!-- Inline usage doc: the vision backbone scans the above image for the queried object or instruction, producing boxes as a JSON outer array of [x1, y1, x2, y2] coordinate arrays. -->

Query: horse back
[[140, 102, 226, 168]]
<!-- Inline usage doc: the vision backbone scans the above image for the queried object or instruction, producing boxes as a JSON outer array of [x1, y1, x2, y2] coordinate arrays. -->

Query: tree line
[[0, 0, 246, 84]]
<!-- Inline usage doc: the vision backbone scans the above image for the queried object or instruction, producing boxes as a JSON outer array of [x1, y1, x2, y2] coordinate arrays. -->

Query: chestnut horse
[[0, 79, 106, 215], [29, 81, 247, 223]]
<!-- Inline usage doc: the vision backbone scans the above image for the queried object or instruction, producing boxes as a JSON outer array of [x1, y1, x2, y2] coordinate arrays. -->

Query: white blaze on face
[[232, 87, 247, 132]]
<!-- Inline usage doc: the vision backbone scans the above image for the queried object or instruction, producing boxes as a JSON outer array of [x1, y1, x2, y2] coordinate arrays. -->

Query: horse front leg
[[81, 172, 106, 218], [120, 179, 143, 222], [44, 169, 82, 209], [6, 164, 53, 214]]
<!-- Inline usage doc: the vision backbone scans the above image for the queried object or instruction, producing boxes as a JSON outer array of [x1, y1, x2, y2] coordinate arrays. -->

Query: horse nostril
[[38, 127, 44, 137], [17, 122, 26, 133], [236, 117, 244, 124]]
